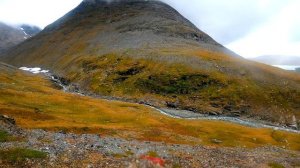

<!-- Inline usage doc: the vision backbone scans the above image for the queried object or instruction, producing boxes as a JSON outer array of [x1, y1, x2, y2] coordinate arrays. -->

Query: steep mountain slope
[[0, 22, 41, 52], [0, 22, 26, 52], [20, 24, 41, 37], [252, 55, 300, 66], [0, 0, 300, 125]]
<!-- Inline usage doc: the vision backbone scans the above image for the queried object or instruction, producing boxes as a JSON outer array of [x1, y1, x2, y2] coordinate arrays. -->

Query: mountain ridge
[[0, 22, 26, 52], [252, 55, 300, 66], [0, 22, 41, 52]]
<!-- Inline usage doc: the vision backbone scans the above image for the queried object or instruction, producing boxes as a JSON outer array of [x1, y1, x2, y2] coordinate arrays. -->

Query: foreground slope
[[0, 0, 300, 126]]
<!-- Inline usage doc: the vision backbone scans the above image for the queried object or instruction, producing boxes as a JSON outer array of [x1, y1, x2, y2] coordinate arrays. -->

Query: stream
[[20, 67, 300, 134]]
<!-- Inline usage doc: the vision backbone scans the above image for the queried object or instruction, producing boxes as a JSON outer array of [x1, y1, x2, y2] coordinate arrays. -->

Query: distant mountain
[[0, 22, 26, 52], [0, 22, 41, 52], [1, 0, 300, 124], [20, 24, 41, 37], [251, 55, 300, 66]]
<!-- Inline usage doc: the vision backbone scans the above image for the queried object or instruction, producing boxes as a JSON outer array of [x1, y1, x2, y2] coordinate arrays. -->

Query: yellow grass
[[61, 53, 300, 124], [0, 65, 300, 151]]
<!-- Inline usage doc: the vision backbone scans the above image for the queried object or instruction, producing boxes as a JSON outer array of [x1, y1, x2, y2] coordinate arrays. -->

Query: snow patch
[[20, 27, 30, 39], [19, 67, 49, 74]]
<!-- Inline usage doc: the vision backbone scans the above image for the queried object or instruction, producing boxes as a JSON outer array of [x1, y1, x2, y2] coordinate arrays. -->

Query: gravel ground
[[1, 116, 300, 168]]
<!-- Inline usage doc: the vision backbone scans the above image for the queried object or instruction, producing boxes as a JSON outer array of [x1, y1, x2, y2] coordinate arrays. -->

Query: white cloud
[[162, 0, 287, 44], [0, 0, 82, 28], [226, 0, 300, 58], [0, 0, 299, 58]]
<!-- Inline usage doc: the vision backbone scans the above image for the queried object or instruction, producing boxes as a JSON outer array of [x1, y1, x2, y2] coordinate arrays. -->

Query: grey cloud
[[162, 0, 290, 44]]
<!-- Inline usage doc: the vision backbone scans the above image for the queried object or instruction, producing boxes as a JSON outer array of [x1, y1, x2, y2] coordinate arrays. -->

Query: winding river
[[20, 67, 300, 134]]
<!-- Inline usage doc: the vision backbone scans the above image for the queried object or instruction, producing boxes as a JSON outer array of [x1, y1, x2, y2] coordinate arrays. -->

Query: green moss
[[112, 153, 127, 158], [125, 150, 134, 156], [136, 73, 221, 95], [0, 130, 10, 142], [113, 150, 134, 158], [0, 130, 17, 142], [147, 151, 159, 157], [172, 163, 182, 168], [0, 148, 47, 163], [268, 162, 285, 168]]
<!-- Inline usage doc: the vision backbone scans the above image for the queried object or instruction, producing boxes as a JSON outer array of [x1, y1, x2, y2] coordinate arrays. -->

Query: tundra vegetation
[[0, 63, 300, 151]]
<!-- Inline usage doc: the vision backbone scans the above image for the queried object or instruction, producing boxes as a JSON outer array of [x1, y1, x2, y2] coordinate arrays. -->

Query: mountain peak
[[82, 0, 155, 4], [73, 0, 221, 47], [39, 0, 224, 58]]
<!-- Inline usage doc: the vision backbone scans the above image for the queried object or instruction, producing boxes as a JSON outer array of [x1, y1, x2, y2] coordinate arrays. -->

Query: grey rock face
[[0, 22, 25, 51], [20, 24, 41, 36], [0, 23, 41, 52]]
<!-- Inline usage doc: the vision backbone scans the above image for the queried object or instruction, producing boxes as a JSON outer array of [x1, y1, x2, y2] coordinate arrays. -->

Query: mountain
[[20, 24, 41, 37], [0, 0, 300, 125], [0, 22, 26, 52], [0, 22, 41, 52], [252, 55, 300, 66]]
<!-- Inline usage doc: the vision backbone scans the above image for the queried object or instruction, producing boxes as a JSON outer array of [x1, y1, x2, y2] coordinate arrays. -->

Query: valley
[[19, 65, 300, 133], [0, 0, 300, 167], [2, 4, 300, 125], [0, 62, 300, 167]]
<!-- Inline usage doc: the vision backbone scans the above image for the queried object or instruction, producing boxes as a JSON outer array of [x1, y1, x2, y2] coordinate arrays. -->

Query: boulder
[[0, 114, 16, 125]]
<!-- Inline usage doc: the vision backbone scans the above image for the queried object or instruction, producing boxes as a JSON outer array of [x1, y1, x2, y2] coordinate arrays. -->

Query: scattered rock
[[288, 115, 298, 130], [166, 101, 178, 108], [228, 111, 241, 117], [0, 114, 16, 125], [34, 108, 42, 113], [1, 119, 299, 168], [206, 107, 222, 115], [211, 139, 223, 144]]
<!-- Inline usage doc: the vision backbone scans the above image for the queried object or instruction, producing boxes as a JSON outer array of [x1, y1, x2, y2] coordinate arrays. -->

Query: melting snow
[[19, 67, 49, 74], [20, 28, 30, 39]]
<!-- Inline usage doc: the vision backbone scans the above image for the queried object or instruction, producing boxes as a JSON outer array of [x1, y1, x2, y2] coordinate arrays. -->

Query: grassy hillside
[[0, 62, 300, 151], [0, 0, 299, 125], [57, 52, 300, 125]]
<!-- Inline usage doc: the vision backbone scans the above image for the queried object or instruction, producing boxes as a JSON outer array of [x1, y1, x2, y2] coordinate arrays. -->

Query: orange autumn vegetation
[[60, 53, 300, 124], [0, 63, 300, 151]]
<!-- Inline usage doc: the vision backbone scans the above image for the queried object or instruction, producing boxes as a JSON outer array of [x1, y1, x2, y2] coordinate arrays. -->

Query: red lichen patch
[[140, 155, 165, 167]]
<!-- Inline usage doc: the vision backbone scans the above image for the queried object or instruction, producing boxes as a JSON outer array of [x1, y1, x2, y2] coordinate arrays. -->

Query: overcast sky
[[0, 0, 299, 58]]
